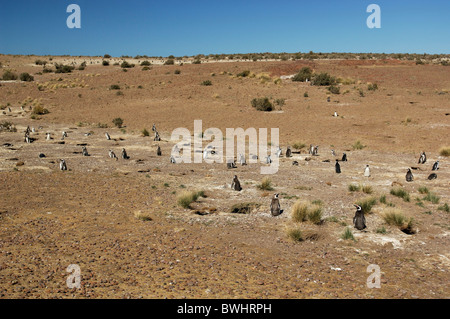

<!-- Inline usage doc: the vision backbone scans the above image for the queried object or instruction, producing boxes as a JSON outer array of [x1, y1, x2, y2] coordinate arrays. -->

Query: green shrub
[[120, 61, 134, 68], [439, 146, 450, 156], [423, 192, 440, 204], [312, 72, 336, 86], [257, 177, 274, 191], [19, 73, 34, 82], [352, 140, 366, 150], [286, 227, 303, 242], [102, 60, 110, 66], [142, 128, 149, 137], [438, 203, 449, 213], [341, 227, 355, 240], [229, 202, 260, 214], [237, 70, 250, 77], [201, 80, 212, 86], [140, 60, 151, 66], [368, 83, 378, 91], [303, 92, 309, 97], [177, 191, 199, 209], [251, 97, 273, 112], [174, 69, 181, 74], [348, 184, 361, 192], [2, 70, 18, 80], [192, 59, 201, 64], [418, 186, 429, 194], [54, 63, 75, 73], [356, 196, 377, 214], [328, 85, 340, 94], [32, 106, 49, 115], [164, 59, 175, 65], [112, 117, 124, 128], [292, 67, 313, 82], [390, 187, 410, 202], [110, 84, 121, 90]]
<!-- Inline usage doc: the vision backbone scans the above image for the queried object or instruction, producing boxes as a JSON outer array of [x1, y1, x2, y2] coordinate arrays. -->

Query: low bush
[[251, 97, 273, 112]]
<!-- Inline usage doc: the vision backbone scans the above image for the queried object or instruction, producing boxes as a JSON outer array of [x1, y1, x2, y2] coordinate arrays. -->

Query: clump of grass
[[251, 97, 273, 112], [286, 227, 303, 242], [383, 208, 407, 227], [177, 191, 200, 209], [0, 121, 17, 132], [348, 184, 361, 192], [438, 203, 449, 213], [257, 177, 274, 191], [291, 200, 323, 224], [390, 187, 410, 202], [376, 226, 387, 234], [201, 80, 212, 86], [291, 141, 306, 150], [352, 140, 366, 150], [32, 106, 49, 115], [341, 227, 355, 240], [361, 185, 373, 194], [112, 117, 124, 128], [110, 84, 121, 90], [379, 195, 387, 204], [418, 186, 429, 194], [382, 208, 416, 234], [142, 128, 150, 137], [423, 192, 440, 204], [134, 210, 152, 221], [439, 146, 450, 157], [356, 196, 377, 214]]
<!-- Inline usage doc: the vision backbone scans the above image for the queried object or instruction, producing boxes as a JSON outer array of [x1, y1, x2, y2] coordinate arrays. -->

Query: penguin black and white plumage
[[276, 147, 282, 158], [152, 123, 156, 132], [59, 159, 67, 171], [266, 155, 272, 164], [427, 173, 437, 180], [432, 161, 439, 171], [364, 165, 370, 177], [331, 149, 336, 157], [82, 146, 89, 156], [231, 175, 242, 191], [105, 132, 111, 140], [270, 193, 282, 216], [121, 148, 130, 159], [353, 205, 366, 231], [292, 161, 299, 166], [312, 146, 319, 156], [170, 155, 176, 164], [406, 168, 413, 182], [157, 145, 162, 156], [333, 111, 338, 117], [335, 159, 341, 174], [418, 151, 426, 164], [227, 161, 237, 169], [341, 153, 347, 162], [239, 153, 246, 166], [285, 146, 292, 158]]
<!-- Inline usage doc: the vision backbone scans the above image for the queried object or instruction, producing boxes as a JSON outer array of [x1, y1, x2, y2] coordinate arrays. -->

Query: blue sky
[[0, 0, 449, 56]]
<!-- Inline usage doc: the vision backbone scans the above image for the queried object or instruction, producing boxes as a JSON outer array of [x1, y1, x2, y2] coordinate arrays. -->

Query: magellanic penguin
[[121, 148, 130, 159], [335, 159, 341, 174], [286, 146, 292, 158], [231, 175, 242, 191], [341, 153, 347, 162], [406, 168, 414, 182], [353, 205, 366, 230], [418, 151, 426, 164], [270, 193, 283, 216], [170, 155, 176, 164], [157, 145, 162, 156], [427, 173, 437, 180], [432, 161, 439, 171], [59, 159, 67, 171], [364, 165, 371, 177]]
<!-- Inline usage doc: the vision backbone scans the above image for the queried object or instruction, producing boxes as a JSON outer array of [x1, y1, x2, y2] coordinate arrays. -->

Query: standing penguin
[[335, 159, 341, 174], [353, 205, 366, 230], [432, 161, 439, 171], [285, 146, 292, 158], [121, 148, 130, 159], [231, 175, 242, 191], [418, 151, 426, 164], [364, 165, 371, 177], [341, 153, 347, 162], [406, 168, 414, 182], [270, 193, 282, 216], [59, 159, 67, 171], [157, 145, 162, 156]]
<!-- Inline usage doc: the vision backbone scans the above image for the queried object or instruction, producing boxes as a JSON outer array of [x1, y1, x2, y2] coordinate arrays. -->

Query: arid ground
[[0, 55, 449, 299]]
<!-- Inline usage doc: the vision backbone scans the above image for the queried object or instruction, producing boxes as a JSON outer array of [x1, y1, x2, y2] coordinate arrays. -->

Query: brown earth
[[0, 55, 449, 299]]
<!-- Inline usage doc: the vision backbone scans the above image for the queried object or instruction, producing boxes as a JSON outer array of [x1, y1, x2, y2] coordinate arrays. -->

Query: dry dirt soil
[[0, 55, 449, 299]]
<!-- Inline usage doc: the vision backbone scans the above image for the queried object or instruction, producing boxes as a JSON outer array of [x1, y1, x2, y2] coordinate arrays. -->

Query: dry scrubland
[[0, 54, 449, 299]]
